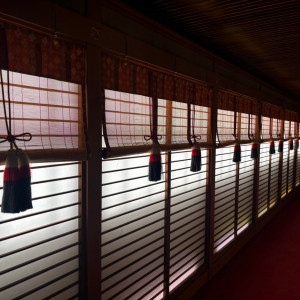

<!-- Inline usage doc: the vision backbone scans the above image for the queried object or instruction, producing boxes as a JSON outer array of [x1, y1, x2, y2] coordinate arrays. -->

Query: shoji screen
[[296, 137, 300, 187], [288, 147, 294, 194], [169, 149, 207, 291], [261, 117, 270, 140], [0, 71, 86, 161], [215, 145, 254, 252], [258, 142, 280, 217], [281, 141, 289, 198], [217, 110, 234, 142], [238, 144, 254, 233], [104, 90, 167, 147], [171, 103, 209, 144], [171, 102, 188, 144], [214, 146, 236, 252], [101, 154, 166, 300], [0, 162, 81, 299], [258, 143, 269, 217], [270, 141, 279, 207]]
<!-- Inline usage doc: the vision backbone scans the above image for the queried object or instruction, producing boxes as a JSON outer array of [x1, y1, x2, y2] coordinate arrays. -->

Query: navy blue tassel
[[190, 142, 201, 172], [251, 142, 258, 159], [149, 142, 161, 181], [1, 149, 32, 213], [269, 140, 275, 154], [233, 142, 241, 163]]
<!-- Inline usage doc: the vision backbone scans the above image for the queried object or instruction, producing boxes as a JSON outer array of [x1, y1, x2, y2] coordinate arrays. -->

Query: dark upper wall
[[0, 0, 299, 111], [50, 0, 87, 15]]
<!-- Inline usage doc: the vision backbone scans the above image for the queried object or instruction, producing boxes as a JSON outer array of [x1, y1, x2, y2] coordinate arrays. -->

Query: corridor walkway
[[193, 194, 300, 300]]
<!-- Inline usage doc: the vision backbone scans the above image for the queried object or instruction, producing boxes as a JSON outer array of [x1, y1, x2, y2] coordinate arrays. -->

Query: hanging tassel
[[149, 141, 161, 181], [16, 149, 32, 212], [269, 140, 275, 154], [1, 150, 19, 213], [278, 140, 283, 153], [295, 139, 299, 149], [251, 142, 258, 159], [289, 139, 294, 150], [190, 142, 201, 172], [233, 141, 241, 163], [1, 149, 32, 213]]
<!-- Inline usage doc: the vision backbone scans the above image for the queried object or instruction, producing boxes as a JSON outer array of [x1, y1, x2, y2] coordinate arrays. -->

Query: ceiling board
[[119, 0, 300, 101]]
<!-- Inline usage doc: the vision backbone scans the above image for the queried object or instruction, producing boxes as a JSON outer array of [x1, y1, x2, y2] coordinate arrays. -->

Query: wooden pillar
[[164, 151, 171, 297], [252, 105, 261, 223], [164, 100, 172, 297], [278, 119, 284, 201], [205, 69, 218, 270], [293, 122, 298, 189], [79, 161, 87, 299], [85, 44, 102, 300]]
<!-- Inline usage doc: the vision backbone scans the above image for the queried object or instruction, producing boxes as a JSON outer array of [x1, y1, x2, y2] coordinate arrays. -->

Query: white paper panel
[[238, 144, 254, 231], [0, 71, 82, 152], [101, 154, 165, 300], [169, 150, 207, 291], [258, 143, 269, 217], [270, 141, 279, 206], [288, 146, 294, 193], [214, 146, 236, 252], [281, 141, 289, 198], [0, 162, 80, 299]]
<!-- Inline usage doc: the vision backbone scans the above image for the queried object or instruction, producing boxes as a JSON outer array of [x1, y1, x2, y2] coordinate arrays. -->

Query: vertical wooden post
[[287, 143, 291, 194], [253, 108, 260, 224], [234, 162, 239, 237], [164, 101, 172, 297], [278, 119, 284, 202], [79, 161, 87, 299], [267, 150, 271, 209], [205, 69, 218, 270], [234, 112, 241, 236], [294, 122, 299, 188], [85, 45, 102, 300], [292, 122, 297, 189], [166, 100, 173, 146], [164, 151, 171, 298], [293, 142, 297, 189]]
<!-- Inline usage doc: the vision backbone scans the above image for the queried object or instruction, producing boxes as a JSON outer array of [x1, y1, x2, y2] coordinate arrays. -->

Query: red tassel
[[190, 143, 201, 172], [251, 142, 258, 159], [1, 149, 32, 213], [269, 140, 275, 154], [149, 142, 161, 181], [233, 142, 241, 163], [290, 139, 294, 150]]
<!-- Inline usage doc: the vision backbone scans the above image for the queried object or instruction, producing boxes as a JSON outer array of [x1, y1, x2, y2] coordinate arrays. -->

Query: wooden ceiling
[[119, 0, 300, 101]]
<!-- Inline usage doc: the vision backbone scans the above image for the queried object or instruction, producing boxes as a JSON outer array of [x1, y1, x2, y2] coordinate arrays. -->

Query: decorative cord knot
[[0, 132, 32, 147], [248, 133, 255, 142], [190, 135, 201, 144], [232, 133, 239, 141], [6, 135, 15, 143], [192, 135, 201, 142], [144, 134, 162, 142]]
